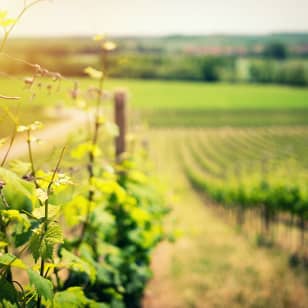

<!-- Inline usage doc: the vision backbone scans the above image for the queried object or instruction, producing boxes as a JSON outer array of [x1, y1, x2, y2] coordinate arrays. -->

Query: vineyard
[[180, 127, 308, 254], [143, 128, 308, 307]]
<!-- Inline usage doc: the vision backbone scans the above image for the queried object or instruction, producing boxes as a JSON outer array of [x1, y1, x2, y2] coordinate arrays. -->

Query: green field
[[116, 81, 308, 110], [117, 80, 308, 126], [2, 78, 308, 130], [4, 78, 308, 109]]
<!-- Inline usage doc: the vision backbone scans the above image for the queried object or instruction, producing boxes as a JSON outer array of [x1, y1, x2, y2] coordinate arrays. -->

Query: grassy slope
[[143, 129, 308, 308]]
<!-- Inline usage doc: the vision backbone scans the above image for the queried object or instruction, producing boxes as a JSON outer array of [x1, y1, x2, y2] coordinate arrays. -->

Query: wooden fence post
[[114, 90, 127, 160]]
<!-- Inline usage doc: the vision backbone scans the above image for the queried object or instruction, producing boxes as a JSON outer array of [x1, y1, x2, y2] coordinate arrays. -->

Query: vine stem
[[0, 95, 20, 100], [0, 188, 12, 280], [0, 189, 9, 209], [1, 103, 20, 167], [0, 0, 47, 100], [28, 127, 41, 308], [26, 130, 40, 188], [37, 146, 66, 308], [26, 126, 65, 308], [0, 0, 46, 52], [1, 129, 17, 167], [79, 54, 106, 244]]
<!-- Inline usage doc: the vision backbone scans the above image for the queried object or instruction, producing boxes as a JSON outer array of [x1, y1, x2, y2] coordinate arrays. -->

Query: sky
[[2, 0, 308, 37]]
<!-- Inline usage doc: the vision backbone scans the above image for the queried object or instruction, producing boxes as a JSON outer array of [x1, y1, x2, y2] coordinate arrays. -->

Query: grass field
[[2, 78, 308, 129], [115, 80, 308, 127], [112, 80, 308, 110], [4, 78, 308, 109]]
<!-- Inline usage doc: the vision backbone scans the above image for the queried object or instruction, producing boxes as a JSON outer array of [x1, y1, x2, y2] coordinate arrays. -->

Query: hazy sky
[[2, 0, 308, 37]]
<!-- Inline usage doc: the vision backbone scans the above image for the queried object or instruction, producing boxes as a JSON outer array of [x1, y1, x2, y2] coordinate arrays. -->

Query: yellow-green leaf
[[0, 253, 27, 269], [84, 67, 103, 79]]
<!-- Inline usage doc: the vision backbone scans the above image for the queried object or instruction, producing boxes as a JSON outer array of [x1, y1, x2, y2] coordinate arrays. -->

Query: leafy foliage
[[0, 7, 168, 307], [53, 287, 99, 308], [29, 222, 63, 262], [28, 269, 54, 301]]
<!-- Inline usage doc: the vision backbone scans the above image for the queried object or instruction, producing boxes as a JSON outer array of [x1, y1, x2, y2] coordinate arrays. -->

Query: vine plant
[[0, 2, 169, 308]]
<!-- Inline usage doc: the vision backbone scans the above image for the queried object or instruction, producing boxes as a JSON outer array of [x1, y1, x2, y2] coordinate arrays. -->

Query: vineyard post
[[114, 89, 127, 160]]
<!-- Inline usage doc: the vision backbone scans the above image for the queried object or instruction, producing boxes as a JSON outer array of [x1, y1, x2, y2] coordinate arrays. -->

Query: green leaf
[[28, 269, 53, 301], [35, 170, 72, 192], [0, 277, 18, 303], [14, 229, 32, 247], [9, 160, 31, 177], [1, 209, 21, 220], [0, 167, 34, 211], [0, 300, 19, 308], [0, 209, 31, 229], [53, 287, 92, 307], [71, 143, 101, 160], [32, 204, 60, 220], [89, 302, 110, 308], [84, 66, 103, 79], [0, 253, 27, 269], [29, 229, 42, 262], [0, 241, 8, 249], [0, 10, 16, 28], [29, 222, 63, 262], [62, 195, 88, 227], [92, 178, 126, 202], [0, 18, 16, 27], [45, 222, 63, 245], [60, 249, 96, 283]]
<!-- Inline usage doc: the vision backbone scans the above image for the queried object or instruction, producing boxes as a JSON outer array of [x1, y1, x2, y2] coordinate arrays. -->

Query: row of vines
[[180, 128, 308, 260], [0, 2, 169, 307]]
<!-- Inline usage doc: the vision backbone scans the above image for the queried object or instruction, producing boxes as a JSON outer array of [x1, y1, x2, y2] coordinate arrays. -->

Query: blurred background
[[3, 0, 308, 86], [1, 1, 308, 307]]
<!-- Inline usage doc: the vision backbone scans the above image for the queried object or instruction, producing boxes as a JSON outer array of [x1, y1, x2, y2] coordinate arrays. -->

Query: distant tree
[[249, 61, 275, 83], [200, 57, 222, 82], [263, 42, 288, 60], [284, 64, 307, 86]]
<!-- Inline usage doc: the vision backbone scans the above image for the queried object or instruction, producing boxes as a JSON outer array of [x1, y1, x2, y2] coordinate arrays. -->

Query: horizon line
[[9, 30, 308, 40]]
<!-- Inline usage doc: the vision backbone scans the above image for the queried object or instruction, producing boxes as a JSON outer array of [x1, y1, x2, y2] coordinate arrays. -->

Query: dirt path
[[143, 129, 308, 308], [0, 108, 87, 161]]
